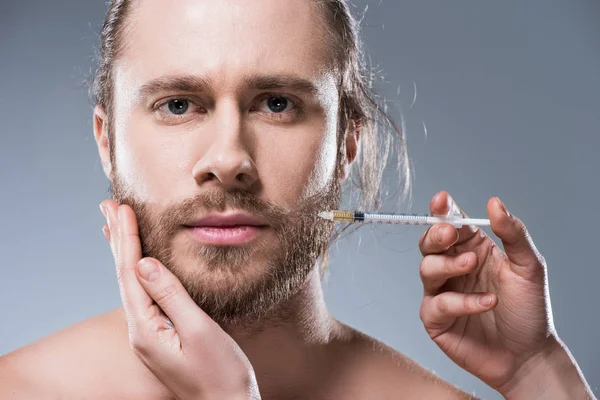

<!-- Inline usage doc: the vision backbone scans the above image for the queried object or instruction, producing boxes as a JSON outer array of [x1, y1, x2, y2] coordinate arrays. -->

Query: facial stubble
[[110, 171, 341, 326]]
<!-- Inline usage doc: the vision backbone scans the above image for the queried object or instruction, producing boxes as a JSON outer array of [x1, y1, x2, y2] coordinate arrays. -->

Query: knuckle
[[129, 334, 150, 357], [519, 221, 529, 237], [453, 253, 464, 270], [154, 283, 178, 306], [518, 226, 547, 267], [538, 253, 547, 268], [445, 254, 457, 273], [129, 336, 142, 352], [456, 252, 472, 269], [463, 295, 472, 311], [511, 221, 528, 245], [436, 296, 449, 314], [419, 258, 431, 280], [419, 301, 429, 323]]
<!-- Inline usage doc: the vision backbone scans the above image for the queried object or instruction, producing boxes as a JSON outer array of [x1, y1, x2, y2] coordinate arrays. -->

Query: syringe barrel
[[362, 212, 464, 228], [361, 212, 429, 225]]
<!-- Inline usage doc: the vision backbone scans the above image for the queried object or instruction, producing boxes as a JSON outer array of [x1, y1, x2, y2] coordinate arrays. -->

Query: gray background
[[1, 1, 598, 398]]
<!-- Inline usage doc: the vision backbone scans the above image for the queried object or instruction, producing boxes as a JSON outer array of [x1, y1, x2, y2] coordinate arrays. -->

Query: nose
[[191, 106, 258, 190]]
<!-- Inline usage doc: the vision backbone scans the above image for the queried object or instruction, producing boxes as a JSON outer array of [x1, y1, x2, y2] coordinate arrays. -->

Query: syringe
[[317, 210, 490, 228]]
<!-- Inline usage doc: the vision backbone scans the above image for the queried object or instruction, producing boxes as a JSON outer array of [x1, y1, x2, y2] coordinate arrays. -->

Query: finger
[[116, 205, 154, 322], [418, 222, 459, 255], [136, 257, 217, 342], [420, 252, 478, 296], [488, 197, 546, 278], [419, 191, 482, 256], [101, 201, 119, 258], [420, 291, 497, 332], [430, 190, 469, 221], [102, 223, 110, 241]]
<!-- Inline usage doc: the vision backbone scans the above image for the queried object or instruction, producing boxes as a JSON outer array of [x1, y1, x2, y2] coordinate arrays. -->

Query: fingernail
[[478, 294, 494, 307], [99, 203, 107, 220], [437, 226, 446, 242], [102, 224, 110, 241], [138, 259, 160, 282], [496, 197, 511, 219]]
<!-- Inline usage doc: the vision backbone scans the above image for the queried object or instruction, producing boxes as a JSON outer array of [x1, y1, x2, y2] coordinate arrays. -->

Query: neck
[[223, 267, 346, 398]]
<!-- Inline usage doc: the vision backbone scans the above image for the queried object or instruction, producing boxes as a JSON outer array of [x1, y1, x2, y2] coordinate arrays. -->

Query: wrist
[[499, 335, 595, 400]]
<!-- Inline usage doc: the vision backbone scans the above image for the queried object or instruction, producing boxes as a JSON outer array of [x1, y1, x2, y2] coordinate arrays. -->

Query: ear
[[339, 119, 360, 182], [93, 105, 113, 179]]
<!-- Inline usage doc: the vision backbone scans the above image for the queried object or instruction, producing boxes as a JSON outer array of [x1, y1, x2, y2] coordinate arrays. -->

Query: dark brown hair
[[90, 0, 412, 220]]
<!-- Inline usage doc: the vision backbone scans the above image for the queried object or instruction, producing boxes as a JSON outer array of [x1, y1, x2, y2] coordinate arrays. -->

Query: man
[[0, 0, 595, 399]]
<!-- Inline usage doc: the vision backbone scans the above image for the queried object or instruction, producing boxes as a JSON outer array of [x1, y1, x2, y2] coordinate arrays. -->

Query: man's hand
[[418, 190, 586, 397], [100, 200, 261, 400]]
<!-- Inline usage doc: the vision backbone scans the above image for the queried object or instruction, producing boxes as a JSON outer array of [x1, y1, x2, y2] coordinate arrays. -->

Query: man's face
[[98, 0, 346, 324]]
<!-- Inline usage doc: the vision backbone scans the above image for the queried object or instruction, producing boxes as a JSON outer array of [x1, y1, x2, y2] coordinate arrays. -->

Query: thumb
[[488, 197, 547, 278], [136, 258, 218, 340]]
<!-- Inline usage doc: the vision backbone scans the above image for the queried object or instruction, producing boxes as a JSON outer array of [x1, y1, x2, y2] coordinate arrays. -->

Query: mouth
[[183, 212, 268, 245]]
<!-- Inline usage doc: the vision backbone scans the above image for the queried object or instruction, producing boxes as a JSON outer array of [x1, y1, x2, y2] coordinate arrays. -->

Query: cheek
[[113, 115, 197, 204], [259, 119, 338, 205], [303, 78, 340, 198], [112, 67, 199, 205], [258, 74, 340, 204], [303, 122, 338, 198]]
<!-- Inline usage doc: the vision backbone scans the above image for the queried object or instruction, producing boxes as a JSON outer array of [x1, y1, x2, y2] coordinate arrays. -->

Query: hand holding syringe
[[326, 192, 596, 398], [317, 210, 490, 228]]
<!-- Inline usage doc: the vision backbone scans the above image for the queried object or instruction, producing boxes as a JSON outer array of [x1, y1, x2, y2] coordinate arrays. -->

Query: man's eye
[[154, 98, 205, 123], [165, 99, 190, 115], [257, 96, 296, 113], [157, 99, 201, 116]]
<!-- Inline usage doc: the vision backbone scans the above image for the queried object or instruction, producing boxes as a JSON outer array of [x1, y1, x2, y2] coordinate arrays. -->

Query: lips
[[185, 213, 266, 228], [184, 213, 267, 245]]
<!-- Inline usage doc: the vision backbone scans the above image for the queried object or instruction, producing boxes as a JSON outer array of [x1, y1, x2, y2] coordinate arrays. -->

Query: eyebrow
[[137, 73, 321, 104], [243, 74, 320, 95]]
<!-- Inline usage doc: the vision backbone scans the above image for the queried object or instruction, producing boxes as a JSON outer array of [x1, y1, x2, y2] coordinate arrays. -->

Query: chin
[[168, 237, 277, 288]]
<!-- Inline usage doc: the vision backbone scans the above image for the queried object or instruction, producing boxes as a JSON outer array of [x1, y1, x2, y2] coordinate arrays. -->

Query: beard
[[110, 171, 341, 326]]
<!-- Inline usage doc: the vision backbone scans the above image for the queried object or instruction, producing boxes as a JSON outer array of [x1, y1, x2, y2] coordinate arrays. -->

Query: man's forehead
[[117, 0, 333, 89], [111, 0, 338, 106]]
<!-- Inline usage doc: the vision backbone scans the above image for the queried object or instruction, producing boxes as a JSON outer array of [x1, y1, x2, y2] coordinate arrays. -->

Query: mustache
[[149, 188, 291, 232], [113, 180, 340, 239]]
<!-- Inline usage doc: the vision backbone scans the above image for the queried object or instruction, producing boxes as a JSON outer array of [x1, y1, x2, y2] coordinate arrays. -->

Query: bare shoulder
[[330, 323, 480, 400], [0, 308, 170, 400]]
